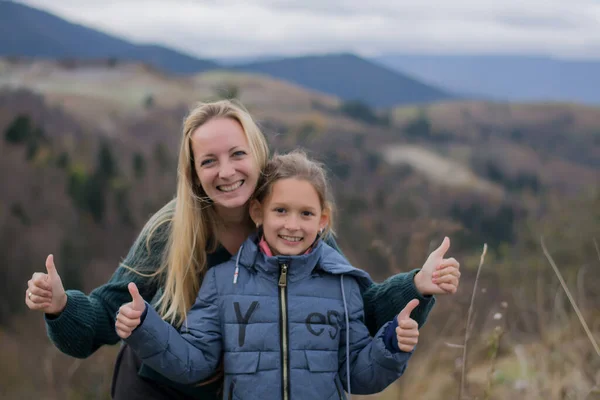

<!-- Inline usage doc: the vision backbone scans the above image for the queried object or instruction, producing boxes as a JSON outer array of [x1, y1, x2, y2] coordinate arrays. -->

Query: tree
[[144, 94, 155, 109], [365, 151, 383, 173], [404, 111, 432, 138], [4, 115, 32, 144], [85, 172, 107, 223], [153, 142, 171, 173], [214, 82, 240, 100], [67, 165, 89, 211], [59, 238, 85, 290], [114, 185, 134, 226], [10, 203, 30, 225], [340, 100, 379, 125], [353, 133, 366, 149], [56, 152, 70, 169], [133, 152, 146, 179], [25, 140, 39, 161], [97, 141, 119, 181]]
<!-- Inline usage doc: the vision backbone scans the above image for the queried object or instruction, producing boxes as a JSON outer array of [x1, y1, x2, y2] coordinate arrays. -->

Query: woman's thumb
[[45, 254, 59, 278]]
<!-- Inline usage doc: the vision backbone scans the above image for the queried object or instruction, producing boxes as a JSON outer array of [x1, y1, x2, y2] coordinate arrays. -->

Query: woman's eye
[[200, 159, 214, 167], [232, 150, 247, 157]]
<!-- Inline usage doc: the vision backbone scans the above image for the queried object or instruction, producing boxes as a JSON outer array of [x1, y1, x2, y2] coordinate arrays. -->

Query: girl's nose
[[284, 215, 300, 230]]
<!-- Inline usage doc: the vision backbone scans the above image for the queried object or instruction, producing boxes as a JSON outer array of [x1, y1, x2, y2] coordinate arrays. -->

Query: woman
[[25, 100, 460, 399]]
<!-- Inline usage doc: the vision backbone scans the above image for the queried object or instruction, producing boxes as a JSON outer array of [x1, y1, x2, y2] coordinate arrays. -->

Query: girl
[[117, 151, 422, 400], [25, 100, 460, 399]]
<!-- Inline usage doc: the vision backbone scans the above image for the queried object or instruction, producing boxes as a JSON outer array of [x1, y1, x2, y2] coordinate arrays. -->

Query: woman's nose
[[218, 162, 235, 179]]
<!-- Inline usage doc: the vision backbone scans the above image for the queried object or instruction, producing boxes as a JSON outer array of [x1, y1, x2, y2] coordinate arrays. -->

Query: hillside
[[3, 57, 596, 195], [376, 54, 600, 105], [0, 59, 599, 399], [388, 101, 600, 192], [0, 1, 218, 74], [234, 53, 454, 107]]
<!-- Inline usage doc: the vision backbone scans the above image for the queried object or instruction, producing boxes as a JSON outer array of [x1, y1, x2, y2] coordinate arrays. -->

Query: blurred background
[[0, 0, 599, 399]]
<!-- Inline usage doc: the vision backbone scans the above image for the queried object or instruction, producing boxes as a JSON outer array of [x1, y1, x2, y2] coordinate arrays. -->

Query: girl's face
[[251, 178, 329, 256], [191, 118, 260, 210]]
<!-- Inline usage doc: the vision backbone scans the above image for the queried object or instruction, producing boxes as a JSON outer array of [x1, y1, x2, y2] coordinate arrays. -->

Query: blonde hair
[[152, 100, 269, 326], [254, 150, 335, 237]]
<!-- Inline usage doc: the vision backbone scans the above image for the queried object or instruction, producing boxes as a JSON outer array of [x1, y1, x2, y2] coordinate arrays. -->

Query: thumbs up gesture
[[25, 254, 67, 315], [115, 282, 146, 339], [414, 237, 461, 296], [396, 299, 420, 352]]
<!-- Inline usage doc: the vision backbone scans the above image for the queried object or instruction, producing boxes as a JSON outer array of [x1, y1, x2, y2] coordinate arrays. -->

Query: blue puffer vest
[[126, 234, 412, 399]]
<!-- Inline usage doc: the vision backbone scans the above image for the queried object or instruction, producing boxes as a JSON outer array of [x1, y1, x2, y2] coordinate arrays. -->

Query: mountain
[[0, 2, 454, 107], [375, 54, 600, 105], [233, 53, 454, 107], [215, 55, 284, 66], [0, 1, 218, 74]]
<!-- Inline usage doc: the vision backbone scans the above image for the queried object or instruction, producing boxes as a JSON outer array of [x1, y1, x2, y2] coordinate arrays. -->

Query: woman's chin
[[214, 195, 252, 211]]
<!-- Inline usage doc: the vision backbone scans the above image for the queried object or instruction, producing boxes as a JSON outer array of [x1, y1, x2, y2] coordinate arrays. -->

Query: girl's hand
[[396, 299, 420, 352], [115, 283, 146, 339]]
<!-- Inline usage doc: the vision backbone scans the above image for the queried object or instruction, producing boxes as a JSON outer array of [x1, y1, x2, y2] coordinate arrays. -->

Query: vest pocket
[[305, 350, 345, 399], [305, 350, 338, 372], [223, 351, 260, 374]]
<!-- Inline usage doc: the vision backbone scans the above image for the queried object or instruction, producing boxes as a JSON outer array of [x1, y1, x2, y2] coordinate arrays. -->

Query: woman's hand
[[115, 283, 146, 339], [25, 255, 67, 315], [414, 237, 461, 296]]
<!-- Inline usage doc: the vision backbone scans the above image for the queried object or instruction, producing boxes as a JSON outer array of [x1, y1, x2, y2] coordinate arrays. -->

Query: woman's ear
[[249, 199, 263, 227]]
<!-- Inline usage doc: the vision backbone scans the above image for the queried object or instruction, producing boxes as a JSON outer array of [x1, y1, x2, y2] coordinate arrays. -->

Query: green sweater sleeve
[[44, 202, 173, 358], [324, 234, 435, 336], [362, 270, 435, 336]]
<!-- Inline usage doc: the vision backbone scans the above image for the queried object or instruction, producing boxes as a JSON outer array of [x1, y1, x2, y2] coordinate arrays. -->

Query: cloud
[[16, 0, 600, 59]]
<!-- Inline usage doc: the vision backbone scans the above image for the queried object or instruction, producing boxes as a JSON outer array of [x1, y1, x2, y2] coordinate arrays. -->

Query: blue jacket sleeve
[[338, 276, 412, 395], [124, 268, 222, 384]]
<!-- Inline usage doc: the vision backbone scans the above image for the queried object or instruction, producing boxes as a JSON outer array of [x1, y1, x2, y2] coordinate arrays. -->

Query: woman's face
[[191, 117, 260, 210]]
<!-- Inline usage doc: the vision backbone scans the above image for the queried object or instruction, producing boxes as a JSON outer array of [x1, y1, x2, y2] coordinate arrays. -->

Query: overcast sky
[[17, 0, 600, 60]]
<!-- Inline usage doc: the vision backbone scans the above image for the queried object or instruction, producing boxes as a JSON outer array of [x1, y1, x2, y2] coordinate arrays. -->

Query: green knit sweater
[[45, 199, 435, 398]]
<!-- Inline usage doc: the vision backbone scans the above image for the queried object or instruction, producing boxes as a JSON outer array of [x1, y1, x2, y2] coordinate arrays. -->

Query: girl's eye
[[301, 211, 315, 217], [274, 207, 286, 214], [200, 159, 215, 167]]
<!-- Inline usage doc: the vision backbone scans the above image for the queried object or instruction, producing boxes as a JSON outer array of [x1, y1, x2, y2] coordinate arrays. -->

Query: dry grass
[[541, 237, 600, 358], [460, 243, 488, 399], [353, 236, 600, 400]]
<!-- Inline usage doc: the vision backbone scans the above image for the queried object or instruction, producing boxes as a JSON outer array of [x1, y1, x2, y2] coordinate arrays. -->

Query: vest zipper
[[278, 262, 290, 400], [336, 379, 343, 400]]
